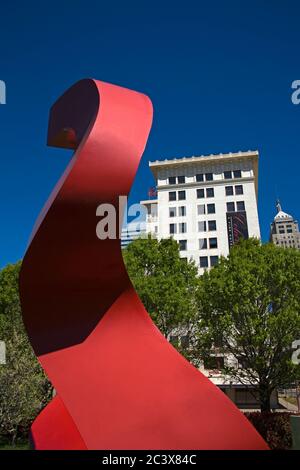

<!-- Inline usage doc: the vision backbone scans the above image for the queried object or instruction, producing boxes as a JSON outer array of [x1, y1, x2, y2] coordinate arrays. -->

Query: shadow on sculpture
[[19, 79, 268, 450]]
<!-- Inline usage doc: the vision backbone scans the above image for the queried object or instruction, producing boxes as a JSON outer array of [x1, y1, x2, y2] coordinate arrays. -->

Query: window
[[237, 356, 248, 369], [178, 190, 186, 200], [279, 229, 285, 234], [197, 204, 205, 215], [180, 257, 187, 263], [225, 186, 233, 196], [197, 188, 205, 198], [287, 228, 293, 233], [209, 237, 218, 249], [179, 222, 187, 233], [224, 171, 232, 179], [179, 240, 187, 251], [154, 226, 158, 233], [169, 191, 176, 201], [200, 256, 209, 268], [205, 172, 213, 181], [198, 221, 207, 232], [179, 206, 186, 216], [169, 207, 176, 217], [235, 388, 260, 405], [169, 176, 176, 185], [196, 173, 204, 182], [233, 169, 242, 178], [204, 356, 224, 369], [210, 255, 219, 267], [177, 175, 185, 184], [208, 220, 217, 231], [214, 335, 223, 347], [169, 223, 176, 234], [236, 201, 245, 211], [180, 335, 189, 348], [207, 203, 215, 214], [151, 204, 158, 217], [169, 335, 179, 345], [199, 238, 207, 249], [226, 202, 235, 212], [206, 188, 214, 198], [235, 185, 243, 195]]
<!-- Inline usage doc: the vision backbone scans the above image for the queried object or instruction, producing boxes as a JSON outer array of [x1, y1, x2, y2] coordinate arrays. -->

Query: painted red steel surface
[[19, 79, 268, 450]]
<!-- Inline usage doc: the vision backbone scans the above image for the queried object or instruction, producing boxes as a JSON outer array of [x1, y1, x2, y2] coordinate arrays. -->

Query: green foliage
[[123, 236, 199, 337], [1, 237, 299, 442], [0, 262, 52, 444], [245, 411, 292, 450], [193, 238, 300, 411]]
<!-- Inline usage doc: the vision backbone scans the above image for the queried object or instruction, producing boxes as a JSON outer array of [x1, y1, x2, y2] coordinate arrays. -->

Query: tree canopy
[[123, 236, 199, 337], [193, 238, 300, 411], [0, 262, 52, 445], [1, 236, 300, 440]]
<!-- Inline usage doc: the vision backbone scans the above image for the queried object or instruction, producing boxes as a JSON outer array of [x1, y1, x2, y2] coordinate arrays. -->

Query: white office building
[[138, 150, 280, 408], [141, 150, 261, 273]]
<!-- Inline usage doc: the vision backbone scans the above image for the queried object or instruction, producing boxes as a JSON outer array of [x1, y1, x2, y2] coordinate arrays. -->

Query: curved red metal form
[[19, 79, 268, 450]]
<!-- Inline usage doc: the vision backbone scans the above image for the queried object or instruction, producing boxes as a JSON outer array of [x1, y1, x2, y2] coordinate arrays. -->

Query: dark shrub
[[244, 411, 293, 450]]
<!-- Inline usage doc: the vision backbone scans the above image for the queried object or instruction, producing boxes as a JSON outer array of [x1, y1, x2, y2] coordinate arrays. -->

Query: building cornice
[[149, 150, 259, 196], [140, 199, 158, 205], [156, 176, 254, 191]]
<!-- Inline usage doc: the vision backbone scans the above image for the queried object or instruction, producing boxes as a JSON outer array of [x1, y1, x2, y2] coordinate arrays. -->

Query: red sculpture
[[19, 79, 268, 450]]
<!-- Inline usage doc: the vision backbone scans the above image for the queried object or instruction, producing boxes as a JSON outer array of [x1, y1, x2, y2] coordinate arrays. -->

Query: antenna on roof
[[276, 199, 282, 213]]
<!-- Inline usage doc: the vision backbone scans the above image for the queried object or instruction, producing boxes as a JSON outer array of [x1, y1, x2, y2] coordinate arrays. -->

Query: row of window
[[226, 201, 245, 212], [179, 247, 219, 267], [169, 190, 186, 201], [168, 170, 242, 185], [170, 223, 187, 234], [199, 237, 218, 249], [182, 255, 219, 268], [168, 175, 187, 185], [224, 170, 242, 179], [170, 204, 215, 217], [170, 220, 217, 234], [169, 206, 186, 217], [276, 240, 300, 247], [200, 255, 219, 268], [225, 185, 243, 196], [197, 188, 214, 198], [278, 224, 293, 234], [197, 203, 215, 215], [198, 220, 217, 231], [178, 238, 218, 251], [169, 201, 245, 217], [203, 356, 251, 371], [169, 185, 244, 201]]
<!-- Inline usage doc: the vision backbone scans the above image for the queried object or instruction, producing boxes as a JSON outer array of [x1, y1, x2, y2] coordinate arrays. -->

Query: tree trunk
[[259, 385, 271, 412]]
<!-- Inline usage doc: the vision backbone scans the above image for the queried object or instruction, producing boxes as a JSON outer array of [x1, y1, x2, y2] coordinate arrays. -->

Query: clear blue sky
[[0, 0, 300, 267]]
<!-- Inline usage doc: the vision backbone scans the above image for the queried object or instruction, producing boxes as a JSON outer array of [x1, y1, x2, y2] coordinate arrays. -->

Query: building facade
[[270, 201, 300, 249], [135, 151, 280, 409], [141, 150, 261, 274]]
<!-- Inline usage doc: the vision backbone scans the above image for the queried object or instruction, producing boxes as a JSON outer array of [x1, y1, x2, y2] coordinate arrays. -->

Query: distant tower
[[270, 200, 300, 249]]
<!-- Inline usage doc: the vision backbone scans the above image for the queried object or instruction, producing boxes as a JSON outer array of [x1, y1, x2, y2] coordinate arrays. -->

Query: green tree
[[0, 262, 52, 445], [193, 238, 300, 412], [123, 236, 199, 338]]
